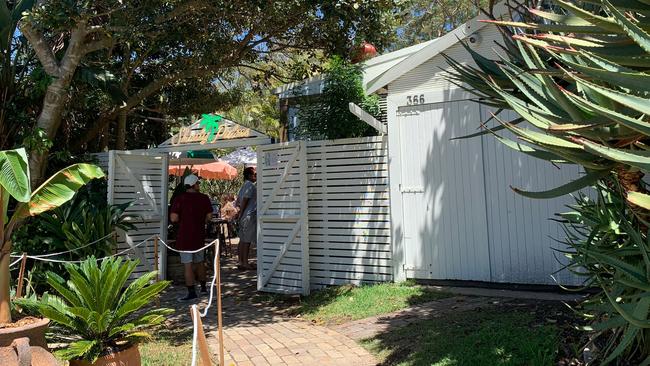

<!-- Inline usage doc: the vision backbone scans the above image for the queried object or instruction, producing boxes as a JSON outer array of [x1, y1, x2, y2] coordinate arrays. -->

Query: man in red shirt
[[170, 174, 213, 300]]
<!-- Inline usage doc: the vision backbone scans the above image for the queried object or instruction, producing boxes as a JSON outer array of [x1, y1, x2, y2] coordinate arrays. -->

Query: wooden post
[[15, 254, 27, 298], [189, 307, 212, 366], [216, 241, 225, 366], [153, 236, 160, 307]]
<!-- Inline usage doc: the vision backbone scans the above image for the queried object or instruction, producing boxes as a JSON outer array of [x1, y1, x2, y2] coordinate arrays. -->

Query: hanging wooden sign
[[171, 124, 252, 145]]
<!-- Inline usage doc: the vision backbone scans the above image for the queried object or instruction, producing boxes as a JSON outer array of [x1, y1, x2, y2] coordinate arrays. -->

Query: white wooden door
[[397, 101, 491, 281], [108, 151, 168, 279], [257, 141, 310, 295]]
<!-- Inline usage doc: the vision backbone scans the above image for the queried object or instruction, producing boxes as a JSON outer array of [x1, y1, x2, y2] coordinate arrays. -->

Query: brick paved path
[[162, 253, 378, 366]]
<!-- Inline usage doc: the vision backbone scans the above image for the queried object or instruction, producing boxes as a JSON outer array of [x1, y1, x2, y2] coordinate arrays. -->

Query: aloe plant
[[444, 0, 650, 362], [16, 257, 171, 363], [0, 147, 104, 323]]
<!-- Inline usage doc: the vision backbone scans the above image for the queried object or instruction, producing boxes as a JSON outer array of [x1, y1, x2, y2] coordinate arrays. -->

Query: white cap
[[184, 174, 200, 186]]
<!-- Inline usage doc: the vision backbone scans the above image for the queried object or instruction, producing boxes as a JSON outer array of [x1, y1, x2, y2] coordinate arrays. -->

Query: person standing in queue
[[170, 174, 213, 300], [236, 167, 257, 270]]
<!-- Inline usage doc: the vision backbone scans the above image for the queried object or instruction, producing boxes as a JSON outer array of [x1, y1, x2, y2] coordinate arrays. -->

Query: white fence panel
[[257, 141, 310, 295], [305, 136, 391, 288], [107, 151, 168, 279], [257, 136, 392, 293]]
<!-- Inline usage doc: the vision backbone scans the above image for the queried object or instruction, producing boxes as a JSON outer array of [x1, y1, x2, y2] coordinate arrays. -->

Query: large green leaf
[[559, 55, 650, 93], [13, 163, 104, 220], [563, 90, 650, 136], [512, 169, 608, 199], [0, 148, 30, 202], [626, 191, 650, 210], [604, 0, 650, 53], [580, 139, 650, 173]]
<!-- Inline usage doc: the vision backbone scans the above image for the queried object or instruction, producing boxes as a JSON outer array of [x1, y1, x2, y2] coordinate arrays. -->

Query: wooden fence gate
[[257, 141, 310, 295], [103, 151, 169, 279]]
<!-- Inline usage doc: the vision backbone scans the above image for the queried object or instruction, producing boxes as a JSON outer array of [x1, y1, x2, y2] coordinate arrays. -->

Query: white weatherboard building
[[274, 6, 581, 289]]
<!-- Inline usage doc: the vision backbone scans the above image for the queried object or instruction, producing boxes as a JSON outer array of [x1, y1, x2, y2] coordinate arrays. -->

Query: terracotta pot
[[70, 344, 141, 366], [0, 318, 49, 349]]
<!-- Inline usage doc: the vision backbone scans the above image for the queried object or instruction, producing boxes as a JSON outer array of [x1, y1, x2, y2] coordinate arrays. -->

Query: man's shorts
[[239, 215, 257, 243], [180, 250, 205, 264]]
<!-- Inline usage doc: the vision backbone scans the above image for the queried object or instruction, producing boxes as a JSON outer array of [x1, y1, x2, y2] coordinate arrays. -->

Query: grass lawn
[[140, 328, 194, 366], [293, 281, 452, 325], [361, 306, 570, 366]]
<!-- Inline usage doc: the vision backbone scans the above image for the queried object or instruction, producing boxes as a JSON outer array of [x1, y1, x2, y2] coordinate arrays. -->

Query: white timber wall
[[386, 23, 583, 286], [389, 24, 504, 96], [257, 136, 391, 294], [93, 151, 168, 279]]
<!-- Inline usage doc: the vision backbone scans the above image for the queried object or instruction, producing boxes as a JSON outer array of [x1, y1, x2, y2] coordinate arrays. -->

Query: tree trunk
[[116, 109, 127, 150], [0, 250, 10, 324], [0, 188, 10, 324], [22, 24, 88, 188], [28, 79, 68, 188]]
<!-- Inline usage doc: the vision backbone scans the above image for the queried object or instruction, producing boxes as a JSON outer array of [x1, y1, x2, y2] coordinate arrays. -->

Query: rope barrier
[[158, 237, 217, 254], [9, 256, 24, 268], [15, 231, 117, 259], [10, 234, 157, 264]]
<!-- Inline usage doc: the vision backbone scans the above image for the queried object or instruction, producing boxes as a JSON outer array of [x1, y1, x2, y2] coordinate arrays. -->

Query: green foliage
[[558, 180, 650, 364], [295, 56, 381, 140], [395, 0, 489, 48], [445, 0, 650, 199], [15, 257, 172, 363], [361, 307, 562, 366], [0, 147, 104, 322], [445, 1, 650, 362], [12, 181, 138, 290]]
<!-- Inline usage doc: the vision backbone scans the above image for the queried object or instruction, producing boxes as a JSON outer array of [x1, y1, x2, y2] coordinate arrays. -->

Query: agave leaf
[[450, 115, 524, 140], [627, 191, 650, 211], [481, 19, 620, 34], [458, 40, 508, 79], [604, 0, 650, 53], [579, 139, 650, 173], [577, 49, 637, 74], [493, 133, 568, 163], [581, 315, 627, 331], [563, 89, 650, 136], [555, 0, 622, 32], [512, 169, 607, 199], [582, 0, 650, 13], [560, 56, 650, 93], [571, 73, 650, 116]]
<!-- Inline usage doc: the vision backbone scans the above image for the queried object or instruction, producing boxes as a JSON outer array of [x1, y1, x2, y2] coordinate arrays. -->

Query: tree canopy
[[2, 0, 399, 185]]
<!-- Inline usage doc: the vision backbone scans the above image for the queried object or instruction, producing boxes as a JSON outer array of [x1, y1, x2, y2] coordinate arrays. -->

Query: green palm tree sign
[[199, 114, 222, 143]]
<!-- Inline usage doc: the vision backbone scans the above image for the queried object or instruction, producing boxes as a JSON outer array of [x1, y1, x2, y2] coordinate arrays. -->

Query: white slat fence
[[257, 136, 391, 294]]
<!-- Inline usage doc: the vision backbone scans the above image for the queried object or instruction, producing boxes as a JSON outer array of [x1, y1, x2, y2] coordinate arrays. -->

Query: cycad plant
[[444, 0, 650, 362], [17, 257, 171, 363]]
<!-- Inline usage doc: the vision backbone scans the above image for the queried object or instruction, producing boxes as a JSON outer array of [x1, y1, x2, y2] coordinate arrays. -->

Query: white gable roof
[[273, 3, 507, 98], [365, 3, 507, 94]]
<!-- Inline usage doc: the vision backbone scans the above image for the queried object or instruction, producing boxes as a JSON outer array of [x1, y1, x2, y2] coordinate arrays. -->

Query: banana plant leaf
[[0, 148, 30, 203], [12, 163, 104, 221]]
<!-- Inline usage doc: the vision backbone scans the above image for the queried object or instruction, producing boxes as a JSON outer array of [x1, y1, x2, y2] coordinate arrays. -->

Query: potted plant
[[17, 256, 172, 365], [0, 147, 104, 346]]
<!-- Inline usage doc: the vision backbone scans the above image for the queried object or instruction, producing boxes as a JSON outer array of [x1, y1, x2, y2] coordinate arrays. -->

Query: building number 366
[[406, 94, 425, 105]]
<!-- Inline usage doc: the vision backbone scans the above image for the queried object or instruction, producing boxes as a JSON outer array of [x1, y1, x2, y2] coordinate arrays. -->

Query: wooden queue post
[[216, 239, 225, 366], [15, 254, 27, 298], [153, 236, 160, 307]]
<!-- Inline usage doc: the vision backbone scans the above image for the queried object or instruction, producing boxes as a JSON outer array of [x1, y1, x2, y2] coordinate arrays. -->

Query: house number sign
[[406, 94, 425, 105]]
